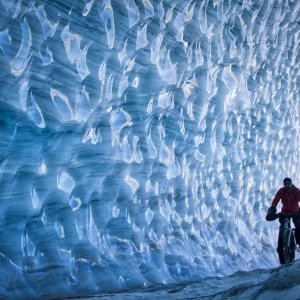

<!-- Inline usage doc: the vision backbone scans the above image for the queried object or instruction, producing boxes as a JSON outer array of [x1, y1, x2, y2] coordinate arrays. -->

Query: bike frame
[[279, 217, 295, 247]]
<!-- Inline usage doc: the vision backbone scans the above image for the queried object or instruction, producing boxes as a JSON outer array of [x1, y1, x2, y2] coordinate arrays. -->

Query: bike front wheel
[[277, 229, 296, 264]]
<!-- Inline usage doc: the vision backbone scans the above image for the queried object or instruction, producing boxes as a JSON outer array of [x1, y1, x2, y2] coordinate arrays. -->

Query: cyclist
[[266, 177, 300, 246]]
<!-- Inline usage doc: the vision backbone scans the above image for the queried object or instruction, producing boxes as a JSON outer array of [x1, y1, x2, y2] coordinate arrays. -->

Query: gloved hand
[[266, 207, 277, 221]]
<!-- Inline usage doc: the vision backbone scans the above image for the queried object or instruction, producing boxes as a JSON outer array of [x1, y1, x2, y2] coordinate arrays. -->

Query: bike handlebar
[[274, 212, 300, 219]]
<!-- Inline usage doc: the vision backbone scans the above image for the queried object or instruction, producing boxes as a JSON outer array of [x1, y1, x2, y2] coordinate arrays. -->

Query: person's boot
[[295, 229, 300, 250]]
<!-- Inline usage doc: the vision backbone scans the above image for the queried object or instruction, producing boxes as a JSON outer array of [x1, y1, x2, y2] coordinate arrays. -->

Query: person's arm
[[271, 189, 281, 208], [266, 189, 281, 221]]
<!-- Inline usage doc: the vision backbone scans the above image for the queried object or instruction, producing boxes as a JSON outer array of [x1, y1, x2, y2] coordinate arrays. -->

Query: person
[[266, 177, 300, 245]]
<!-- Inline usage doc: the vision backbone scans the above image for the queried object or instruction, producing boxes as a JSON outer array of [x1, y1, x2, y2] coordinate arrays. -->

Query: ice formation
[[0, 0, 299, 298]]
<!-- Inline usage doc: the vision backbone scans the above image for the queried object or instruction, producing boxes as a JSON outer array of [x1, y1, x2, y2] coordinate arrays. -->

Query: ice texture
[[0, 0, 299, 299]]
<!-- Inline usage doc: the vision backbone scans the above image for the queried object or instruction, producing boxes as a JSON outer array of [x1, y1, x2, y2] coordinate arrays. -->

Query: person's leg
[[292, 217, 300, 245]]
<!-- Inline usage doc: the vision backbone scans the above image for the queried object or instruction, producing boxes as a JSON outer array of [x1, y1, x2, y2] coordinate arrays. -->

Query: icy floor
[[70, 258, 300, 300]]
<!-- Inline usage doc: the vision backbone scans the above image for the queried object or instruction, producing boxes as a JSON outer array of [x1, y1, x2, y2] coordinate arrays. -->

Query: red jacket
[[271, 185, 300, 212]]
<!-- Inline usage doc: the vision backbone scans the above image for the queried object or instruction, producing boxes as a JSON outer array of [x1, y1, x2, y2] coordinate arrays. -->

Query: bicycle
[[272, 212, 300, 264]]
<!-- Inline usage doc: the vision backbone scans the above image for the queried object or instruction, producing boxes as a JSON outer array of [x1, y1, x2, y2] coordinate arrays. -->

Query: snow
[[0, 0, 299, 299], [68, 259, 300, 299]]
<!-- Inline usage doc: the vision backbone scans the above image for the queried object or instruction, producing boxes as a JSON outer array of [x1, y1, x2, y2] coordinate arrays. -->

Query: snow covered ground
[[74, 259, 300, 300]]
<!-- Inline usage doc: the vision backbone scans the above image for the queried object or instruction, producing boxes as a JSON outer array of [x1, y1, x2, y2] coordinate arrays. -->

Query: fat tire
[[277, 229, 295, 264]]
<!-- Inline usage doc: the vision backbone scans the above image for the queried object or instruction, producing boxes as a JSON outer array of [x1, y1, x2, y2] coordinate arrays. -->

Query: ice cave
[[0, 0, 299, 298]]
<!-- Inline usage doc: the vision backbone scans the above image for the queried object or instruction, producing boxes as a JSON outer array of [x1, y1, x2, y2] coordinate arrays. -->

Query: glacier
[[0, 0, 299, 298]]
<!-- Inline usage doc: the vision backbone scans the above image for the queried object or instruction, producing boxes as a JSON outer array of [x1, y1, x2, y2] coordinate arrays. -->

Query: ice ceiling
[[0, 0, 299, 298]]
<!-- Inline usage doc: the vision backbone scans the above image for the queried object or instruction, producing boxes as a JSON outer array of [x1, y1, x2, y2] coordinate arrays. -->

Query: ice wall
[[0, 0, 299, 298]]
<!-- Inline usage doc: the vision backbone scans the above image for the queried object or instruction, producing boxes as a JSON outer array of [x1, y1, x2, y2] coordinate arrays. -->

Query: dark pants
[[279, 217, 300, 245]]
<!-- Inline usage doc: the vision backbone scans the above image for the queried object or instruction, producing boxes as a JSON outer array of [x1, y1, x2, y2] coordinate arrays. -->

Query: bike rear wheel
[[277, 229, 295, 264]]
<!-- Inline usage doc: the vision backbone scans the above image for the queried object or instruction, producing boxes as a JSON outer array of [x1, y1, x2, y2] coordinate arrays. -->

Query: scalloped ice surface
[[0, 0, 299, 299]]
